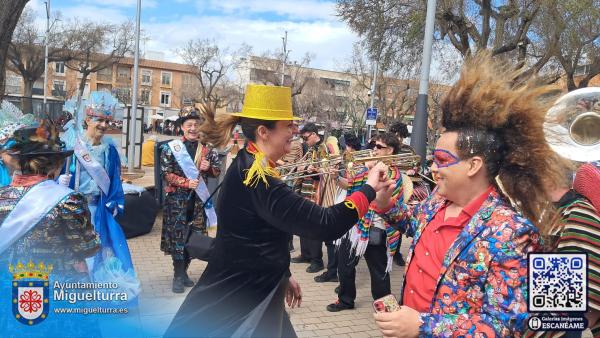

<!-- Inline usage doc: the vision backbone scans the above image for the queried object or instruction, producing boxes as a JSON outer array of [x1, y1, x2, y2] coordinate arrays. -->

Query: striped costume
[[339, 166, 403, 272], [527, 190, 600, 338]]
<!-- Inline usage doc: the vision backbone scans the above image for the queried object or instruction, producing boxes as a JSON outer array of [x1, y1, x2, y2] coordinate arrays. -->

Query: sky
[[25, 0, 360, 71]]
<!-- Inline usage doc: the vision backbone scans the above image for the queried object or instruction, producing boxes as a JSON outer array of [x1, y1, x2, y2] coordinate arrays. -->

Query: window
[[117, 66, 130, 81], [161, 71, 172, 87], [33, 80, 44, 95], [114, 87, 131, 104], [574, 64, 591, 77], [52, 80, 66, 97], [140, 88, 151, 105], [183, 73, 195, 86], [160, 91, 171, 106], [141, 69, 152, 85], [54, 62, 65, 75], [97, 67, 113, 82]]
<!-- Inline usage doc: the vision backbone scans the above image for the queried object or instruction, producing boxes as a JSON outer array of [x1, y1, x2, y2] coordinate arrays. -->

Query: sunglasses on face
[[301, 133, 313, 141], [433, 149, 462, 168], [374, 143, 388, 150]]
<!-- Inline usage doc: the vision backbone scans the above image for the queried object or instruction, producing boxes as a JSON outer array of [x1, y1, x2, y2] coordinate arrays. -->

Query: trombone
[[277, 149, 373, 181], [279, 152, 421, 181]]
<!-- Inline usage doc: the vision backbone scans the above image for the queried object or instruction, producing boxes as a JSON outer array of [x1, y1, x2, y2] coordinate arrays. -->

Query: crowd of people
[[160, 54, 600, 338], [0, 53, 598, 338]]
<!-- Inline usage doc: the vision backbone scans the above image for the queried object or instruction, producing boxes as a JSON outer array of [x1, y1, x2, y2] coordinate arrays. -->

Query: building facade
[[4, 55, 199, 122]]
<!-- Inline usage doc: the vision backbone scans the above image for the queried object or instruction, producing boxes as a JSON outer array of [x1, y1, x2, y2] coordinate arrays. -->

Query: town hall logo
[[9, 261, 52, 325]]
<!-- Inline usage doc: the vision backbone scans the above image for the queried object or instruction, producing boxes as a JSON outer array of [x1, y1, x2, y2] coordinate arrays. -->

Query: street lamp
[[127, 0, 142, 173], [43, 0, 50, 115], [411, 0, 437, 166]]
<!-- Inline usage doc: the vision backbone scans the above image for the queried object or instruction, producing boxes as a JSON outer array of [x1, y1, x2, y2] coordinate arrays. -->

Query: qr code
[[528, 253, 587, 312]]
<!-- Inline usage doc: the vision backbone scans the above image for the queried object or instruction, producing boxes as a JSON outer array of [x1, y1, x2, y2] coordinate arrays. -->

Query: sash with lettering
[[168, 139, 217, 226], [0, 180, 73, 253], [73, 137, 111, 195]]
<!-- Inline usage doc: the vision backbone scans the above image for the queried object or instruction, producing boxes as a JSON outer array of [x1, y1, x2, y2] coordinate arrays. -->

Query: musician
[[160, 108, 221, 293], [328, 132, 405, 312], [164, 84, 393, 337], [277, 133, 303, 252], [336, 133, 359, 191], [373, 54, 564, 337], [290, 122, 336, 275]]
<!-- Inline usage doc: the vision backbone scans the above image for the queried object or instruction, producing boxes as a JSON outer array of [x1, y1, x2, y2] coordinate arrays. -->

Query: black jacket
[[165, 148, 374, 337]]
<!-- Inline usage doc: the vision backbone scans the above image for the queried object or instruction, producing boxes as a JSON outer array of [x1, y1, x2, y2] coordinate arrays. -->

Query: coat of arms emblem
[[9, 261, 52, 325]]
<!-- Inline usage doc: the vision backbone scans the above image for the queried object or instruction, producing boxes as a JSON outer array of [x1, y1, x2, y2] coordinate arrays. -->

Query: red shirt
[[402, 186, 493, 312]]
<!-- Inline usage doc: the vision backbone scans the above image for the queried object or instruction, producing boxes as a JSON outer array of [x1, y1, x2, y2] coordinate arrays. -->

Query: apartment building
[[5, 53, 199, 121]]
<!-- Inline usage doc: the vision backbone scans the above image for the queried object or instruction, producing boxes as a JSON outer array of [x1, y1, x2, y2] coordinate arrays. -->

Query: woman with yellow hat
[[164, 85, 393, 338]]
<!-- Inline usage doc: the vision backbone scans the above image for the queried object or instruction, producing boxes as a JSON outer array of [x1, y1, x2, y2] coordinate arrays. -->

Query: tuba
[[544, 87, 600, 162]]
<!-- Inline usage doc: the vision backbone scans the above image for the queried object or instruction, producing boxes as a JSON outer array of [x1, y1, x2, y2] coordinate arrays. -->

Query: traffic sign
[[366, 107, 377, 126]]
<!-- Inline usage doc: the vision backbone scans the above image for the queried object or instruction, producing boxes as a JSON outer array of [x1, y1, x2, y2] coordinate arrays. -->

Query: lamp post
[[410, 0, 437, 166], [127, 0, 142, 173], [43, 0, 50, 115]]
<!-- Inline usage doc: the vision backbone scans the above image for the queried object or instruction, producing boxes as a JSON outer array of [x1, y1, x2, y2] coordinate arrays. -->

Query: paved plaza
[[128, 213, 409, 338]]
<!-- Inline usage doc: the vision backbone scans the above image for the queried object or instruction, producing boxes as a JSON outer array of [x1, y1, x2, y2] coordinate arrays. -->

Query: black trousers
[[299, 238, 337, 271], [300, 237, 322, 265], [337, 236, 390, 307]]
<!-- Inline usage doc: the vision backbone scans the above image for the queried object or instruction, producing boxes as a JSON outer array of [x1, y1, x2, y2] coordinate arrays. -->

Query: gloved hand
[[58, 174, 71, 187]]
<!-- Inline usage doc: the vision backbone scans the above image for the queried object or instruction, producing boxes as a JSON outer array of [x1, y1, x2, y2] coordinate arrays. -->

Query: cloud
[[142, 14, 357, 70], [199, 0, 338, 21], [24, 0, 359, 70], [74, 0, 158, 8], [55, 5, 131, 23]]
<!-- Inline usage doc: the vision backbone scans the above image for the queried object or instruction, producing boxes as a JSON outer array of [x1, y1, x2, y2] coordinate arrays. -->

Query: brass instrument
[[544, 87, 600, 162], [346, 153, 421, 177], [280, 152, 421, 181], [278, 148, 370, 182]]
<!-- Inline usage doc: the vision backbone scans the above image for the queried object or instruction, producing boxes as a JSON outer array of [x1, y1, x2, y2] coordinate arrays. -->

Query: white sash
[[0, 180, 73, 254], [74, 137, 110, 195], [168, 139, 217, 226]]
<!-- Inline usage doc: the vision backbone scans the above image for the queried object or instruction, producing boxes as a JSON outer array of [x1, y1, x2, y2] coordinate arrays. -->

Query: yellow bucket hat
[[231, 84, 302, 121]]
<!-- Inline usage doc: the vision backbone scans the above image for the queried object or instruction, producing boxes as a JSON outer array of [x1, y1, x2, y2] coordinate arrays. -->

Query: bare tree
[[65, 20, 134, 100], [542, 0, 600, 91], [250, 50, 314, 97], [7, 9, 80, 114], [291, 77, 342, 128], [344, 43, 419, 125], [177, 39, 249, 108], [0, 0, 29, 101], [337, 0, 600, 85]]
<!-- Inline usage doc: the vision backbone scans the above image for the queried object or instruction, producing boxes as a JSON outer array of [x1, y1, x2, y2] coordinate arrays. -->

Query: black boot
[[183, 259, 194, 287], [172, 259, 185, 293]]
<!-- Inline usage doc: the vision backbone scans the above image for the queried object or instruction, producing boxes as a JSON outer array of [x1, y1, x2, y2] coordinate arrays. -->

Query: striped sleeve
[[556, 200, 600, 312]]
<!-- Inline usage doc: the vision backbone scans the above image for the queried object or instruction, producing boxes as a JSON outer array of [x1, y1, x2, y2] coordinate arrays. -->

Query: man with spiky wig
[[372, 54, 566, 337]]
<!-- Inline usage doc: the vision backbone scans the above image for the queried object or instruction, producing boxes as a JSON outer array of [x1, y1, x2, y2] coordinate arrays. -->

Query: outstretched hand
[[366, 162, 395, 192], [375, 180, 396, 210]]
